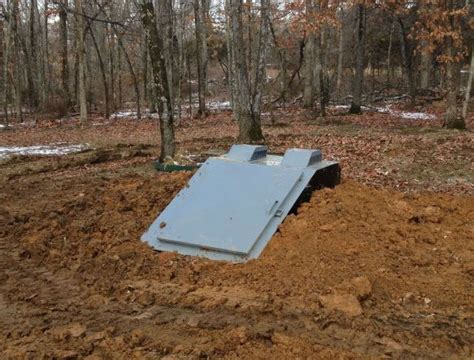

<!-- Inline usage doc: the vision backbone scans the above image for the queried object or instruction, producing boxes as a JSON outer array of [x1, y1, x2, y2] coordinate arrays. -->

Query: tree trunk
[[316, 0, 329, 115], [175, 0, 186, 120], [420, 44, 431, 90], [43, 0, 51, 105], [18, 34, 36, 112], [251, 0, 270, 121], [109, 26, 116, 111], [335, 7, 344, 99], [462, 45, 473, 120], [87, 24, 110, 119], [229, 0, 265, 142], [303, 0, 315, 108], [245, 0, 252, 75], [269, 19, 288, 102], [194, 0, 208, 117], [116, 33, 141, 120], [0, 16, 4, 124], [11, 0, 22, 122], [59, 0, 71, 106], [142, 32, 150, 112], [159, 0, 175, 119], [140, 0, 175, 161], [313, 32, 321, 100], [29, 0, 39, 108], [225, 0, 237, 115], [349, 4, 366, 114], [2, 2, 12, 124], [398, 17, 416, 103], [99, 3, 141, 120], [118, 47, 122, 107], [386, 20, 394, 87], [187, 53, 193, 118], [75, 0, 87, 125], [444, 42, 463, 128], [318, 28, 329, 117], [443, 0, 465, 129]]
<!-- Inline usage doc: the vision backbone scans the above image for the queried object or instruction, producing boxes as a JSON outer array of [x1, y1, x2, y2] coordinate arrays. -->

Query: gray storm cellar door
[[142, 145, 340, 262]]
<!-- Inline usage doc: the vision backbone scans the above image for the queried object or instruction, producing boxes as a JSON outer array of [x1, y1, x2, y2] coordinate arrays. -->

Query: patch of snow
[[0, 144, 88, 159], [111, 111, 138, 119], [110, 110, 159, 119], [330, 104, 435, 120], [3, 121, 37, 128], [397, 111, 435, 120], [208, 100, 231, 110], [330, 104, 372, 111], [374, 107, 391, 113], [376, 105, 436, 120], [332, 105, 349, 110]]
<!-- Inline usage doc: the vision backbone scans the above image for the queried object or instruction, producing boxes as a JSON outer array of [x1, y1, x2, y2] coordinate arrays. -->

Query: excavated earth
[[0, 151, 473, 359]]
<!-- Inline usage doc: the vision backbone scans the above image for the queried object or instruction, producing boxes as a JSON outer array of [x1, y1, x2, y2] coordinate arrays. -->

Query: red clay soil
[[0, 155, 473, 359]]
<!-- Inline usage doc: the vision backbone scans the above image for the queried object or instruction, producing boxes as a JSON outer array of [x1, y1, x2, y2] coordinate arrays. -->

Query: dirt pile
[[1, 162, 473, 358]]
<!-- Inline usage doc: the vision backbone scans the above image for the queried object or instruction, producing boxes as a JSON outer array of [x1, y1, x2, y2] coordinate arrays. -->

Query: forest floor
[[0, 103, 473, 359]]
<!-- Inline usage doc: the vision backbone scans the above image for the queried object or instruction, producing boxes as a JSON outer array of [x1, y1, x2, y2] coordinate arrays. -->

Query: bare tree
[[386, 19, 394, 87], [462, 44, 473, 120], [59, 0, 71, 106], [2, 0, 12, 123], [29, 0, 39, 108], [75, 0, 88, 125], [140, 0, 175, 160], [419, 42, 432, 90], [443, 0, 464, 129], [228, 0, 268, 142], [349, 3, 366, 114], [0, 0, 470, 132], [335, 6, 345, 99], [397, 13, 416, 103], [303, 0, 315, 108], [11, 0, 22, 122], [194, 0, 209, 117]]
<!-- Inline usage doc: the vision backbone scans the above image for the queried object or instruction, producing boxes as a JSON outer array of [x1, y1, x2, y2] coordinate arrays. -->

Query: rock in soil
[[319, 294, 363, 317]]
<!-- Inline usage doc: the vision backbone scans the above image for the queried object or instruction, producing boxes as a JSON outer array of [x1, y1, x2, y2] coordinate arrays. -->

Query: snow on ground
[[330, 104, 436, 120], [0, 144, 88, 159], [111, 101, 232, 119], [392, 110, 435, 120], [208, 100, 231, 110], [112, 101, 436, 120], [111, 111, 136, 119], [375, 106, 436, 120], [110, 110, 159, 120]]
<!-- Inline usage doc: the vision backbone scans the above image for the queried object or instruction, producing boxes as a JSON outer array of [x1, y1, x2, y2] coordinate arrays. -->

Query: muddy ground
[[0, 109, 473, 359]]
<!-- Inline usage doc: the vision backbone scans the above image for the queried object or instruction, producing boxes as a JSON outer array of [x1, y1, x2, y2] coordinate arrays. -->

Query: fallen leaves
[[0, 104, 472, 195]]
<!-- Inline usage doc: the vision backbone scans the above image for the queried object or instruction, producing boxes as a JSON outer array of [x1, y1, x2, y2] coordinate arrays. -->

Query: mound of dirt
[[0, 163, 473, 358]]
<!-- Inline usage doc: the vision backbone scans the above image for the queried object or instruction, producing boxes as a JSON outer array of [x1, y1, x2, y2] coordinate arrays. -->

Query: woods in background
[[0, 0, 473, 159]]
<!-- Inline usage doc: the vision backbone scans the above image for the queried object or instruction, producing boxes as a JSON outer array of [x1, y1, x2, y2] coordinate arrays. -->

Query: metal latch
[[267, 200, 279, 215]]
